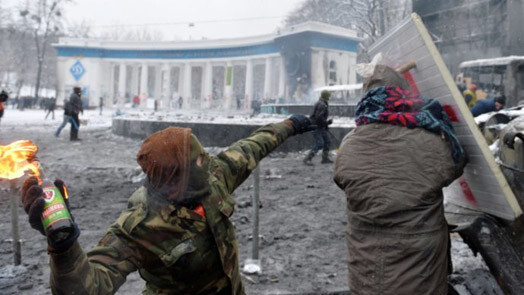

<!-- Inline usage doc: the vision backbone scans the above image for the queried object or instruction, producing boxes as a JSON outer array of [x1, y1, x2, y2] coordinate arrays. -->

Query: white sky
[[3, 0, 306, 40]]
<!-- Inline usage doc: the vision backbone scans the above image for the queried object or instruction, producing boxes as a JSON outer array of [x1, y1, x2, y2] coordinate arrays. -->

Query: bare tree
[[0, 0, 10, 29], [98, 26, 164, 41], [0, 17, 36, 98], [285, 0, 342, 26], [66, 19, 92, 38], [285, 0, 352, 30], [4, 25, 36, 100], [0, 0, 12, 86], [285, 0, 412, 52], [19, 0, 70, 100]]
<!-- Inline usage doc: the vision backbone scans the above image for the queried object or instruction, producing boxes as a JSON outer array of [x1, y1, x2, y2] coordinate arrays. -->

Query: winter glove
[[327, 118, 333, 125], [21, 176, 80, 252], [21, 177, 46, 235], [288, 114, 315, 135]]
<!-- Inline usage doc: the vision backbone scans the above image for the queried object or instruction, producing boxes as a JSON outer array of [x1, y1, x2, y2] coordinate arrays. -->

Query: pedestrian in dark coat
[[45, 97, 56, 120], [303, 90, 333, 165], [470, 95, 505, 117], [0, 90, 8, 125], [99, 96, 104, 115], [69, 86, 83, 141]]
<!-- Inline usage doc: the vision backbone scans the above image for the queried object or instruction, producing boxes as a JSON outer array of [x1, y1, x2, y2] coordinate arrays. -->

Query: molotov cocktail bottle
[[40, 179, 75, 244]]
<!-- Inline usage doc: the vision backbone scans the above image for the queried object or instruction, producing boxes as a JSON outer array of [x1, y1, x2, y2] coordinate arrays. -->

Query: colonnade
[[108, 55, 286, 110]]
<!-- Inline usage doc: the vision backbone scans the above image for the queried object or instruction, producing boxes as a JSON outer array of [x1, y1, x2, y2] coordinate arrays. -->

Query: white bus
[[459, 56, 524, 107]]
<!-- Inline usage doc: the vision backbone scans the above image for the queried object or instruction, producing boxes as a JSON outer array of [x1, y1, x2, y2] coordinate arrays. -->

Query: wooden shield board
[[367, 13, 521, 220]]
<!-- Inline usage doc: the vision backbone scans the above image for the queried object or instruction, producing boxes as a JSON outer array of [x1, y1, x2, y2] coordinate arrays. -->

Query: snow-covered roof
[[276, 21, 361, 41], [459, 56, 524, 68], [314, 83, 363, 92], [54, 21, 360, 51], [55, 34, 276, 50]]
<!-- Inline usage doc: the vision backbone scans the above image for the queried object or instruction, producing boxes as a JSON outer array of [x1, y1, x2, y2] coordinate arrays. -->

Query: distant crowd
[[3, 96, 57, 111]]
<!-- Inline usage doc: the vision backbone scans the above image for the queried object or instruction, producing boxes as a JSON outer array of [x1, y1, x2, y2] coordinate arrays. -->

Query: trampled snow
[[0, 107, 356, 135]]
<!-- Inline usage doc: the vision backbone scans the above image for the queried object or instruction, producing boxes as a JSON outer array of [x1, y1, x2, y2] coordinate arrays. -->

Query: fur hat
[[363, 65, 411, 92]]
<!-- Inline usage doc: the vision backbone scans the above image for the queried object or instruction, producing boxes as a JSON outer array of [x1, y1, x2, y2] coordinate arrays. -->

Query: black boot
[[321, 151, 333, 164], [303, 151, 315, 166]]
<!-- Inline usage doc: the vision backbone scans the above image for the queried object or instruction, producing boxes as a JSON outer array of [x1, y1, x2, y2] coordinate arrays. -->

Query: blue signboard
[[70, 60, 85, 81]]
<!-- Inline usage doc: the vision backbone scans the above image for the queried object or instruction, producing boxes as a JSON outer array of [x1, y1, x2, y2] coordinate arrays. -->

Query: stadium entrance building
[[53, 22, 361, 110]]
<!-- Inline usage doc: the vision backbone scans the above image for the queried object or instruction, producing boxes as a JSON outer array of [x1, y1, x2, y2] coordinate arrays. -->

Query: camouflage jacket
[[49, 122, 294, 295]]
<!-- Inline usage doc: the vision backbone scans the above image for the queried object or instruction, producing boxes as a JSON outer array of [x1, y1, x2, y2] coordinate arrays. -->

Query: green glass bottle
[[40, 180, 74, 244]]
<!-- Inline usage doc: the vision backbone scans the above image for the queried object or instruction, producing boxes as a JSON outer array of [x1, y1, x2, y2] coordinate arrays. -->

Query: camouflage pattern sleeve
[[215, 121, 294, 193], [49, 216, 143, 294]]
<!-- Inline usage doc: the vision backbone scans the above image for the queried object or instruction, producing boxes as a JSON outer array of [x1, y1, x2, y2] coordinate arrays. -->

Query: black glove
[[327, 118, 333, 125], [288, 114, 315, 135], [21, 177, 46, 235], [21, 177, 79, 251]]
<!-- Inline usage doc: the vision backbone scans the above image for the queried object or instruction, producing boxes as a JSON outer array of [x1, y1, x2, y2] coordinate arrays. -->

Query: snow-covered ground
[[0, 108, 112, 131], [0, 108, 495, 295], [0, 107, 356, 132]]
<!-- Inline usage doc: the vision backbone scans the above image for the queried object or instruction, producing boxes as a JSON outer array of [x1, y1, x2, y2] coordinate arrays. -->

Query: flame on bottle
[[0, 140, 41, 183]]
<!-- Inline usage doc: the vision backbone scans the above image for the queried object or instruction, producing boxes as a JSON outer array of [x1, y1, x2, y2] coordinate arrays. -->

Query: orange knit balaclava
[[137, 127, 210, 205]]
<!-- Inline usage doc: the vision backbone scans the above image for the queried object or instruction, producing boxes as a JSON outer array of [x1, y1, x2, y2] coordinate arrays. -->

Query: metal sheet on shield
[[366, 13, 521, 220]]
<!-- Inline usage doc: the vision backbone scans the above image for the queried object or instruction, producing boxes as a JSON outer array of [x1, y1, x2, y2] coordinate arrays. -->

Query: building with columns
[[53, 22, 360, 110]]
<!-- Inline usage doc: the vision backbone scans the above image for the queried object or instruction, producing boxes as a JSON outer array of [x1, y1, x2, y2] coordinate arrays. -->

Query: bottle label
[[41, 186, 72, 228]]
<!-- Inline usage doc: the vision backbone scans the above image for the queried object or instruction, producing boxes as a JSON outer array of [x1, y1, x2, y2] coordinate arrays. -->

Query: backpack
[[64, 100, 74, 115]]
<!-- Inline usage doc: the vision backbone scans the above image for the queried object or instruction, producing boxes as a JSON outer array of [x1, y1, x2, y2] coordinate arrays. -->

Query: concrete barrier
[[112, 118, 354, 152], [261, 104, 357, 117]]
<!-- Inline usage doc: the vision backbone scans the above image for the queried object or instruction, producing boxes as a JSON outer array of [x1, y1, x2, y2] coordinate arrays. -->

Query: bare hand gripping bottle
[[40, 180, 75, 244]]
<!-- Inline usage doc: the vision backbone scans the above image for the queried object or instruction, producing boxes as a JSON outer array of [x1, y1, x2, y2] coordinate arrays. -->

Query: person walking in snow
[[99, 96, 104, 115], [55, 98, 72, 137], [178, 96, 183, 109], [133, 95, 140, 108], [333, 65, 467, 294], [303, 90, 333, 165], [69, 86, 83, 141], [0, 90, 8, 125], [22, 114, 314, 294], [45, 97, 56, 120]]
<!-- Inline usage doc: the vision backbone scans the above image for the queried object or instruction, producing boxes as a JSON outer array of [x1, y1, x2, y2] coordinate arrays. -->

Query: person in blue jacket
[[471, 95, 505, 117]]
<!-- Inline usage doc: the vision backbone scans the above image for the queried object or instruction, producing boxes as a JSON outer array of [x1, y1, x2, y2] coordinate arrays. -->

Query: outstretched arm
[[213, 115, 313, 194], [215, 121, 294, 194]]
